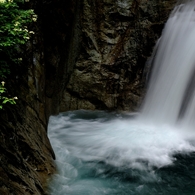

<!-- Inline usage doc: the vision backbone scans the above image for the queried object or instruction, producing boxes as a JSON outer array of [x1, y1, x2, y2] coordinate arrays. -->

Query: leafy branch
[[0, 0, 36, 109], [0, 81, 17, 109]]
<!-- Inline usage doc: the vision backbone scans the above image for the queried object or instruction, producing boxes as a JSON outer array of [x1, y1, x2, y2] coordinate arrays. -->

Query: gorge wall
[[60, 0, 176, 112], [0, 0, 176, 194]]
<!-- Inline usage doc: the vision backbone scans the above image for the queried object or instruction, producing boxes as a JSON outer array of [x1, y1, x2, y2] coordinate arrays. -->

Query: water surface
[[48, 110, 195, 195]]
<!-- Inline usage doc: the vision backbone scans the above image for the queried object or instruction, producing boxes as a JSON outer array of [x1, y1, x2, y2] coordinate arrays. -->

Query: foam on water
[[48, 111, 195, 195], [49, 112, 195, 170]]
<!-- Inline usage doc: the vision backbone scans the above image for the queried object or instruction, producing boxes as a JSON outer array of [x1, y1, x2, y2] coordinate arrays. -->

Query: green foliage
[[0, 0, 34, 46], [0, 0, 36, 77], [0, 0, 36, 109], [0, 81, 17, 109]]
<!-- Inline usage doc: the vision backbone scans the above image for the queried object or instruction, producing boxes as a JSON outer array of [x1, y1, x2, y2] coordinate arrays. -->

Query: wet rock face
[[60, 0, 176, 112], [41, 0, 80, 117], [0, 104, 55, 195], [0, 18, 55, 195], [0, 0, 78, 194]]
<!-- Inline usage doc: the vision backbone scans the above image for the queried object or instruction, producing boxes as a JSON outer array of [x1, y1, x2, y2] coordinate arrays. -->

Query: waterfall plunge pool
[[47, 110, 195, 195]]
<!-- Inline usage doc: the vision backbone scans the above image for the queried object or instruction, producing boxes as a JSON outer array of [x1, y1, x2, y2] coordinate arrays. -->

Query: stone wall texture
[[60, 0, 176, 112]]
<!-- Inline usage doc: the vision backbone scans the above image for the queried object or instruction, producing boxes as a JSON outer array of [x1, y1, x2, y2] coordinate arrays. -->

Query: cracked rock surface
[[60, 0, 176, 112]]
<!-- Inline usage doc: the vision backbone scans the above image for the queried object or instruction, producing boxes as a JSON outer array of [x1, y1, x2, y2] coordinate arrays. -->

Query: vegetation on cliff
[[0, 0, 36, 109]]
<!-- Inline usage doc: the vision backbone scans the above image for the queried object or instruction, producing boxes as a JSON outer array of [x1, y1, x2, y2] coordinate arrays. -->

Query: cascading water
[[48, 1, 195, 195], [140, 0, 195, 127]]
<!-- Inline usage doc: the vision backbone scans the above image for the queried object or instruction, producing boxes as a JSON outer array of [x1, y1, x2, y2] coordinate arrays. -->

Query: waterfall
[[140, 1, 195, 127]]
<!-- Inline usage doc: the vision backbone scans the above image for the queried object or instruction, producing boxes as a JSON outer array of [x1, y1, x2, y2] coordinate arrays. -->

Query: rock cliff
[[0, 0, 78, 194], [60, 0, 176, 112], [0, 0, 176, 194]]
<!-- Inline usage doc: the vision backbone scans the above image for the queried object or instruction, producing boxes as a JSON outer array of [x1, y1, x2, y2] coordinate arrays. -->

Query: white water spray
[[140, 1, 195, 127]]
